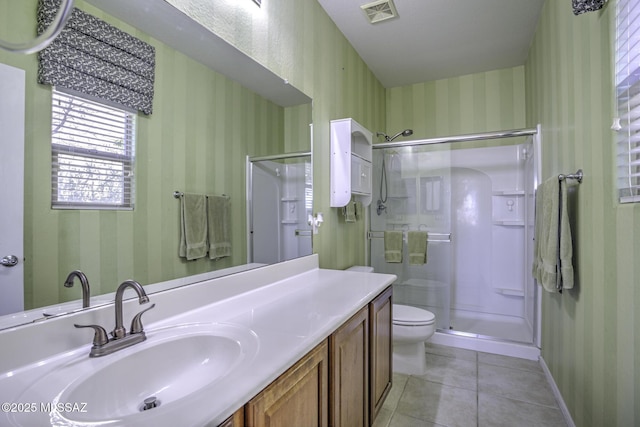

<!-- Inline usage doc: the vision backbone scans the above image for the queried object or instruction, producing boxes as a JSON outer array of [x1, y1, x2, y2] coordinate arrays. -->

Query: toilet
[[346, 266, 437, 376], [392, 303, 435, 375]]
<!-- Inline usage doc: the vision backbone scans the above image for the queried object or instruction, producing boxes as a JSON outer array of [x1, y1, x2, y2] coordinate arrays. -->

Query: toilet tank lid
[[345, 265, 374, 273], [393, 304, 435, 325]]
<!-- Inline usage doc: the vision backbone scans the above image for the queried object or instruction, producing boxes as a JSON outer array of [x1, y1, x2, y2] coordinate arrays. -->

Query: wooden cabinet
[[245, 340, 329, 427], [329, 306, 369, 427], [219, 286, 392, 427], [218, 408, 243, 427], [369, 286, 393, 422]]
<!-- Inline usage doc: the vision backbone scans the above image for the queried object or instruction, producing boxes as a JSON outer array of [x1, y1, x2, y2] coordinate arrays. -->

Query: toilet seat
[[393, 304, 435, 326]]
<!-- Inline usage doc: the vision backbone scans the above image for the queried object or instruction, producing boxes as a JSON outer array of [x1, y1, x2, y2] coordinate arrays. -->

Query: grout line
[[476, 350, 480, 427]]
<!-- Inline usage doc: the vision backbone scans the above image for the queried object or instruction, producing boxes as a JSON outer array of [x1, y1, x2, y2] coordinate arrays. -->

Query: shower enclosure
[[369, 129, 540, 350], [247, 153, 313, 264]]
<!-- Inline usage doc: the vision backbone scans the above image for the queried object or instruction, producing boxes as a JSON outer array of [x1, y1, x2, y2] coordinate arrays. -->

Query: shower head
[[376, 129, 413, 142]]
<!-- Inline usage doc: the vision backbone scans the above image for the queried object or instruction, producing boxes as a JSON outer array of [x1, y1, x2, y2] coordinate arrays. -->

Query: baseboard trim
[[539, 356, 576, 427]]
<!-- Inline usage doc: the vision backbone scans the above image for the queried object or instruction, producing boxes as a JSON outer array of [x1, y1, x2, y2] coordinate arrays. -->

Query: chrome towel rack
[[173, 191, 229, 199], [558, 169, 583, 183], [367, 230, 451, 243]]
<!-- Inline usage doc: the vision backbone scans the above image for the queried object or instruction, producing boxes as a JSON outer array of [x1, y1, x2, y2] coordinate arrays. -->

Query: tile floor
[[373, 343, 567, 427]]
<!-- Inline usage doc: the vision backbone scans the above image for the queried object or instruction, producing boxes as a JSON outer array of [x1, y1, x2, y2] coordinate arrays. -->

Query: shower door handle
[[1, 255, 19, 267]]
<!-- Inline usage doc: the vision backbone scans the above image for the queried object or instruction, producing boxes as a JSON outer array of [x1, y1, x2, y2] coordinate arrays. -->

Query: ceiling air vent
[[361, 0, 399, 24]]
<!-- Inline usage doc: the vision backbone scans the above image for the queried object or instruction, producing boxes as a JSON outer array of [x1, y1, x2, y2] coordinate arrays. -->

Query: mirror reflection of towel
[[179, 193, 208, 260], [208, 195, 231, 260]]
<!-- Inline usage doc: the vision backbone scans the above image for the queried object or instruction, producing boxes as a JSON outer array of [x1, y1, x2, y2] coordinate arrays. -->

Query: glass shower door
[[249, 155, 312, 264], [370, 145, 453, 330]]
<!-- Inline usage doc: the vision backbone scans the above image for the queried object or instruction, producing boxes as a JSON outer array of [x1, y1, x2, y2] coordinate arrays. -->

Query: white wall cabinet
[[330, 118, 373, 207]]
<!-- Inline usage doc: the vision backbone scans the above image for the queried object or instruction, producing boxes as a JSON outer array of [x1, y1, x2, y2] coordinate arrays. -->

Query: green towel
[[532, 177, 574, 292], [408, 231, 428, 265], [208, 195, 232, 260], [179, 193, 208, 260], [344, 201, 356, 223], [384, 231, 403, 263]]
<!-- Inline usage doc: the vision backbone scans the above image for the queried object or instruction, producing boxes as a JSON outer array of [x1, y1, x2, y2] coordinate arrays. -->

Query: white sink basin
[[10, 322, 259, 426]]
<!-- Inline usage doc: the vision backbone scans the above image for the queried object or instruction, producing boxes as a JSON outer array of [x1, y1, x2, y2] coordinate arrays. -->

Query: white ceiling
[[317, 0, 546, 88]]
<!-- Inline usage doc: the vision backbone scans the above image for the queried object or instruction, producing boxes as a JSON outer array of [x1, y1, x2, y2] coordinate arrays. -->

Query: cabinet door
[[245, 340, 329, 427], [350, 155, 372, 195], [218, 408, 244, 427], [369, 286, 393, 423], [330, 306, 369, 427]]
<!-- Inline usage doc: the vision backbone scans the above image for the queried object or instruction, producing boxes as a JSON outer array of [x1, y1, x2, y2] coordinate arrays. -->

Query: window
[[615, 0, 640, 203], [51, 89, 136, 209]]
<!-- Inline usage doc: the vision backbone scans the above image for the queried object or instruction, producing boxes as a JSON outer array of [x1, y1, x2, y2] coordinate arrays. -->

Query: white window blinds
[[51, 89, 136, 209], [615, 0, 640, 203]]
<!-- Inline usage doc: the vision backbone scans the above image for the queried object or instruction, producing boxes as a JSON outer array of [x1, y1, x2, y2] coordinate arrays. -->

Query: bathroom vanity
[[0, 254, 395, 427]]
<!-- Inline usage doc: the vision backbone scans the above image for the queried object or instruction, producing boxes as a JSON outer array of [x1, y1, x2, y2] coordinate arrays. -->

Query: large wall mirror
[[0, 0, 312, 330]]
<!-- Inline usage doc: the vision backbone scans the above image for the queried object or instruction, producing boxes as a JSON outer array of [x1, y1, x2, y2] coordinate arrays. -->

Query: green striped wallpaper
[[0, 0, 386, 308], [166, 0, 387, 271], [385, 66, 527, 139], [526, 1, 639, 426], [3, 0, 639, 424], [1, 1, 287, 308]]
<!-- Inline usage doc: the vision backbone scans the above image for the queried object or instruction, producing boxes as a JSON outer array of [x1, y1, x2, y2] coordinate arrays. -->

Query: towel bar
[[173, 191, 229, 199], [558, 169, 583, 183], [367, 230, 451, 243]]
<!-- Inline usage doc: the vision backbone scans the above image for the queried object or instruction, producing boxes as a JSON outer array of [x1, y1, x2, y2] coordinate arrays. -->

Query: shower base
[[448, 309, 533, 342], [430, 309, 539, 360]]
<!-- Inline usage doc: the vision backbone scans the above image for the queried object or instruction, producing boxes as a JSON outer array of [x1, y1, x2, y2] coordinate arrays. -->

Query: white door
[[0, 63, 25, 315]]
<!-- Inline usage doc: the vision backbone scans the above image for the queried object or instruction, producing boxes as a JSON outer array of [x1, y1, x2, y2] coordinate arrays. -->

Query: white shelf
[[493, 190, 525, 196], [493, 220, 525, 226], [493, 288, 525, 297], [330, 118, 373, 207]]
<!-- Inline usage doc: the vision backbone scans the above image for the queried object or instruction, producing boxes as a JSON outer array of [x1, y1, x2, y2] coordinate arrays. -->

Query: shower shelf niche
[[492, 190, 524, 226]]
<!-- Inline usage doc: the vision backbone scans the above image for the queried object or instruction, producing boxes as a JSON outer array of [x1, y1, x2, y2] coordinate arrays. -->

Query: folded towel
[[208, 195, 232, 260], [354, 201, 362, 221], [558, 180, 574, 290], [179, 193, 208, 260], [532, 177, 574, 292], [572, 0, 606, 15], [344, 201, 356, 223], [384, 231, 403, 263], [408, 231, 428, 265]]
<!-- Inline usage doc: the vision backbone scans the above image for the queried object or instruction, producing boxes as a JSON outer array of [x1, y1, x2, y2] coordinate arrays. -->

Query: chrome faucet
[[64, 270, 91, 308], [75, 279, 155, 357]]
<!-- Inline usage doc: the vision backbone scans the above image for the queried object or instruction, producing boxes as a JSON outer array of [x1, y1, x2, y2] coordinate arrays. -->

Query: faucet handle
[[130, 303, 156, 334], [74, 324, 109, 346]]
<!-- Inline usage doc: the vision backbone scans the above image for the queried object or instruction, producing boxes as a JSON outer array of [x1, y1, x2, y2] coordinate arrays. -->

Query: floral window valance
[[37, 0, 155, 115]]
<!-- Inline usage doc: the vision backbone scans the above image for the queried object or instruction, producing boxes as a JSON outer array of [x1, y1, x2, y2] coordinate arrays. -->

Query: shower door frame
[[246, 151, 313, 264], [369, 126, 542, 347]]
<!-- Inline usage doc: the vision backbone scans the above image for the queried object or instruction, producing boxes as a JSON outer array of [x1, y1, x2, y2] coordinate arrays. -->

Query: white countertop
[[0, 255, 396, 426]]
